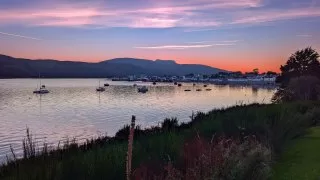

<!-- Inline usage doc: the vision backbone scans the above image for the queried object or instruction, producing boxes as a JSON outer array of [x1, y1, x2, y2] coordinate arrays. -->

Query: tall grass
[[133, 135, 272, 180], [0, 102, 319, 180]]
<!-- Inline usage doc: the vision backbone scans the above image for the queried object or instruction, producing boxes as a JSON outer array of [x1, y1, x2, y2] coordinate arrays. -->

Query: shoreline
[[1, 102, 319, 179], [0, 78, 279, 87]]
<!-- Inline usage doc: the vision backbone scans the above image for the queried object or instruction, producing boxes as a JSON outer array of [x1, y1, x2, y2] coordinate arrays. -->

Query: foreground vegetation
[[273, 127, 320, 180], [0, 102, 319, 180]]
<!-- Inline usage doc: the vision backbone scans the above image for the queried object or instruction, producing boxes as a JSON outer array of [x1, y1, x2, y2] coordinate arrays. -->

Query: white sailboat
[[96, 80, 106, 92], [33, 73, 49, 94]]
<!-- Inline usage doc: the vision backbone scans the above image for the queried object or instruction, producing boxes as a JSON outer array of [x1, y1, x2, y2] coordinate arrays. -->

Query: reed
[[22, 128, 36, 159]]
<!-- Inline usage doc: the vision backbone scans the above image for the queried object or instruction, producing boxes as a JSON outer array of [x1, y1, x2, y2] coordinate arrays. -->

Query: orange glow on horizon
[[7, 52, 282, 73]]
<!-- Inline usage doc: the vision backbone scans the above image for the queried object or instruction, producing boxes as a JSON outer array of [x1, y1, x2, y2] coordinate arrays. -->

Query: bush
[[161, 118, 179, 131], [273, 76, 320, 103], [133, 136, 272, 180]]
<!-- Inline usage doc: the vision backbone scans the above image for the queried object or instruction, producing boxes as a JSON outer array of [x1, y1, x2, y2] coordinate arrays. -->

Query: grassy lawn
[[273, 127, 320, 180]]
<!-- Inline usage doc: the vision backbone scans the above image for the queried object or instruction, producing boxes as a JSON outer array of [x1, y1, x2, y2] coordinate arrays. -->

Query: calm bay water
[[0, 79, 275, 162]]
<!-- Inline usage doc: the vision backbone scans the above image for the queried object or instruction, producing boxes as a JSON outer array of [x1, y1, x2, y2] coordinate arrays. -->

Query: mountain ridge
[[0, 54, 227, 78]]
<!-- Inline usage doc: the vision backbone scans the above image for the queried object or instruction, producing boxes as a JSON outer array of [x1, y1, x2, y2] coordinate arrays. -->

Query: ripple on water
[[0, 79, 276, 162]]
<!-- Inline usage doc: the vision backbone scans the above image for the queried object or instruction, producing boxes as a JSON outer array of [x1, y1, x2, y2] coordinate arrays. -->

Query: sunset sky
[[0, 0, 319, 72]]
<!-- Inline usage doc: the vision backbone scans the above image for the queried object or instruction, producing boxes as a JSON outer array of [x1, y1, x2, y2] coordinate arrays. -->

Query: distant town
[[111, 70, 278, 85]]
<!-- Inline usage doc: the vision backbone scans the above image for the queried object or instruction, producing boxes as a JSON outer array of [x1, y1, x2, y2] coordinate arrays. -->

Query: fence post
[[126, 115, 135, 180]]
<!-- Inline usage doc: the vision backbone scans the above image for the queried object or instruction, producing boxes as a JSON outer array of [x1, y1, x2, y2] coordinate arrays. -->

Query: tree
[[273, 48, 320, 102], [253, 68, 259, 75], [272, 76, 320, 103], [277, 47, 320, 85], [232, 71, 243, 78], [266, 71, 277, 76]]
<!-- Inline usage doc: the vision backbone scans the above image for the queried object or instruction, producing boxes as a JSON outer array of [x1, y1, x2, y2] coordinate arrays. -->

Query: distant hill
[[0, 55, 227, 78]]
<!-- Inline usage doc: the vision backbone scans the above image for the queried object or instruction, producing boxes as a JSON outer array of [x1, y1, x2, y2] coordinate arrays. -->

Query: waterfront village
[[111, 70, 278, 85]]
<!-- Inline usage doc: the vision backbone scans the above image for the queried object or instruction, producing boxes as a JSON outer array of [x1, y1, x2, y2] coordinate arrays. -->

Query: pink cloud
[[135, 43, 235, 50], [0, 0, 260, 28], [0, 8, 103, 25], [37, 18, 93, 27], [296, 34, 312, 37], [138, 0, 262, 14], [232, 8, 320, 24], [0, 7, 221, 28], [183, 28, 217, 32], [188, 40, 240, 44], [131, 18, 181, 28], [1, 0, 318, 29], [30, 9, 102, 18]]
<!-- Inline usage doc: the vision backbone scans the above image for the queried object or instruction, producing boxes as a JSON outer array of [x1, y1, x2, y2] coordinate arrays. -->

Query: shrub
[[273, 76, 320, 103], [161, 118, 179, 131], [133, 135, 272, 180]]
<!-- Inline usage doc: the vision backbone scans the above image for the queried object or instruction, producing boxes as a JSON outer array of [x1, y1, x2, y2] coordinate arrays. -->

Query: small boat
[[203, 84, 208, 87], [184, 89, 191, 91], [96, 87, 105, 92], [138, 86, 148, 93], [178, 83, 182, 87], [33, 74, 49, 94], [206, 89, 212, 91], [196, 89, 202, 91], [174, 82, 178, 85], [104, 83, 109, 87], [96, 80, 105, 92], [33, 86, 49, 94], [153, 82, 156, 85]]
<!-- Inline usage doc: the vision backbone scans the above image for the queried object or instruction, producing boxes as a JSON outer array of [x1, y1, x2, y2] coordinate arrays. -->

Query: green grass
[[1, 102, 320, 180], [273, 127, 320, 180]]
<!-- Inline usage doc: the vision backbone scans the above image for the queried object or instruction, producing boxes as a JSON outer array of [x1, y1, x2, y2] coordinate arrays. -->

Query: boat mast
[[39, 73, 41, 88]]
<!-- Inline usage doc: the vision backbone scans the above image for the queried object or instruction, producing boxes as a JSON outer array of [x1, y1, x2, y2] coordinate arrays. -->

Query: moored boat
[[33, 74, 49, 94], [96, 87, 105, 92], [96, 80, 105, 92], [33, 87, 49, 94], [138, 86, 148, 93]]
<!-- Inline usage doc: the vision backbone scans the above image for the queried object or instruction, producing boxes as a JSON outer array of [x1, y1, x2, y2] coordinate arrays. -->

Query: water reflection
[[0, 79, 276, 162], [252, 87, 258, 97]]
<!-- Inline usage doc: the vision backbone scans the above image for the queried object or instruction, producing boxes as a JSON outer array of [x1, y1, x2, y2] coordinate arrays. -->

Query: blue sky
[[0, 0, 319, 72]]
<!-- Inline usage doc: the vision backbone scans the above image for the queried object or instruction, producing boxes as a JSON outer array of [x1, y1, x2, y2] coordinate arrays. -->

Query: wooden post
[[126, 115, 135, 180]]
